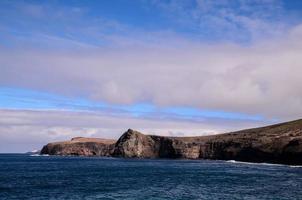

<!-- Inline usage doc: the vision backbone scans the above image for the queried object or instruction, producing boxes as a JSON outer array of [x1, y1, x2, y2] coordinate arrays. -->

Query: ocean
[[0, 154, 302, 200]]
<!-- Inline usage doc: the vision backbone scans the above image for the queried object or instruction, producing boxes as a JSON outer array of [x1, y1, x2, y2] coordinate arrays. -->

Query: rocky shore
[[41, 119, 302, 165]]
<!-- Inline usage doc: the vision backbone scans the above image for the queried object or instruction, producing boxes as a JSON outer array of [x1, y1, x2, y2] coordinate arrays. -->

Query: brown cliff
[[41, 119, 302, 165], [40, 137, 116, 156]]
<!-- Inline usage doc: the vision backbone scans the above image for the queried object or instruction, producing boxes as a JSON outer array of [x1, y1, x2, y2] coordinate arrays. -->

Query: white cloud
[[1, 25, 302, 120], [151, 0, 286, 42], [0, 109, 266, 152]]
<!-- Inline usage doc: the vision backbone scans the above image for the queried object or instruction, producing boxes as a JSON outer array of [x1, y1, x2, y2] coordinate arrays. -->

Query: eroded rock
[[41, 119, 302, 165]]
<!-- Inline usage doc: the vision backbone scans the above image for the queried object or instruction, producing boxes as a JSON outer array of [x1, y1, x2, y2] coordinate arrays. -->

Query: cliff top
[[50, 137, 116, 145]]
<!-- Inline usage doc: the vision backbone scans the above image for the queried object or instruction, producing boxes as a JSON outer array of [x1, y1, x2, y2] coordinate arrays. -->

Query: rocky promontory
[[40, 137, 116, 156], [41, 119, 302, 165]]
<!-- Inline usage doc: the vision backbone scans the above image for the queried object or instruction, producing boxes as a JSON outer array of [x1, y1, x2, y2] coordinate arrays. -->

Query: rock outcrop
[[201, 119, 302, 165], [112, 129, 205, 159], [41, 119, 302, 165], [40, 137, 116, 156], [114, 119, 302, 164]]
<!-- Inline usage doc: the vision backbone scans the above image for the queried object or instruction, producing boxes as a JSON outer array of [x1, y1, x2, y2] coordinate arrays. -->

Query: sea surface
[[0, 154, 302, 200]]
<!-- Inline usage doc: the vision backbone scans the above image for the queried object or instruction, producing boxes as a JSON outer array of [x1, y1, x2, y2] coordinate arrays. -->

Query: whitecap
[[30, 154, 49, 157], [289, 165, 302, 168], [226, 160, 287, 167]]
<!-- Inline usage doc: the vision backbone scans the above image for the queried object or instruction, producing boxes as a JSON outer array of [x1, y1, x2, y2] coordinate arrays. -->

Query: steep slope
[[201, 119, 302, 164], [112, 129, 179, 158]]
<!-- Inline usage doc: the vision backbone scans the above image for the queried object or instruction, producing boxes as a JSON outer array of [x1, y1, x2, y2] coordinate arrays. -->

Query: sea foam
[[226, 160, 302, 168]]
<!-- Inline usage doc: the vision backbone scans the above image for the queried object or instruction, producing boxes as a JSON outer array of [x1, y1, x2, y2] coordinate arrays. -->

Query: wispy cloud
[[0, 87, 264, 122], [150, 0, 288, 42], [0, 109, 268, 152], [0, 0, 294, 49]]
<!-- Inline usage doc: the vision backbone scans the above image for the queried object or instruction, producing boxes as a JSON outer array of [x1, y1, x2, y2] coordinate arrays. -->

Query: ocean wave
[[226, 160, 283, 166], [289, 165, 302, 168], [226, 160, 302, 168], [30, 154, 49, 157]]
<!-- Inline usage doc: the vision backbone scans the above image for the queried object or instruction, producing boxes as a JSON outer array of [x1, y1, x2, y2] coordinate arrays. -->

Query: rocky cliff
[[41, 119, 302, 165], [40, 137, 116, 156], [112, 129, 204, 159]]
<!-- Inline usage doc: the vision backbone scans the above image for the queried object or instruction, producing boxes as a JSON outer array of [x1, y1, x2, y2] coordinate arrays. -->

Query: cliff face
[[112, 129, 184, 158], [112, 129, 159, 158], [201, 119, 302, 164], [112, 130, 206, 159], [40, 137, 116, 156], [41, 119, 302, 165], [112, 120, 302, 164]]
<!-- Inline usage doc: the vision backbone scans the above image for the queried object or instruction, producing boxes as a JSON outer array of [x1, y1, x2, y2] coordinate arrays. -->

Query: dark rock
[[112, 119, 302, 165], [40, 138, 116, 156], [112, 129, 160, 158], [41, 119, 302, 165]]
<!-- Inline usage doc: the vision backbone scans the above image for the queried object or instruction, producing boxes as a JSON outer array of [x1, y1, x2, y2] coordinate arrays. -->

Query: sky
[[1, 0, 302, 152]]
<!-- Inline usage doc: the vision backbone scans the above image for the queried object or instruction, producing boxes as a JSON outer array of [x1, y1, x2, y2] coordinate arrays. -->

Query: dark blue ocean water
[[0, 154, 302, 200]]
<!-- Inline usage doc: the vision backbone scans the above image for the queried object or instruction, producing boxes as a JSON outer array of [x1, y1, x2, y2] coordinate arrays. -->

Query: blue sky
[[2, 0, 302, 47], [1, 0, 302, 152], [0, 87, 263, 121]]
